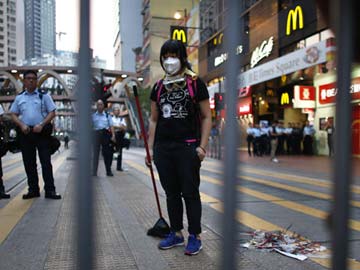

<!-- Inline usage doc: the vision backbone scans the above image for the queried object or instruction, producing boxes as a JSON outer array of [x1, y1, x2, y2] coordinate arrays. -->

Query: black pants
[[0, 158, 4, 193], [328, 135, 334, 156], [19, 132, 56, 193], [115, 131, 124, 170], [93, 130, 113, 175], [154, 142, 202, 235], [303, 135, 313, 155]]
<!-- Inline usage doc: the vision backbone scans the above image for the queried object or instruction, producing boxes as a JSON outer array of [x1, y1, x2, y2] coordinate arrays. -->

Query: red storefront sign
[[319, 78, 360, 104], [299, 86, 315, 100], [294, 85, 316, 108], [238, 97, 252, 116]]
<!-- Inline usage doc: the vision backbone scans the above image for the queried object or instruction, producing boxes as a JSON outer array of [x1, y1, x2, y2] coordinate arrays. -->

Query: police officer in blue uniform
[[303, 120, 316, 155], [0, 104, 10, 199], [10, 70, 61, 199], [92, 99, 115, 176]]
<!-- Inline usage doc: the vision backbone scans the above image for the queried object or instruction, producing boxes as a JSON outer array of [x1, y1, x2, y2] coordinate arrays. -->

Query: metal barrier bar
[[222, 0, 241, 269], [331, 0, 354, 269], [76, 0, 94, 269]]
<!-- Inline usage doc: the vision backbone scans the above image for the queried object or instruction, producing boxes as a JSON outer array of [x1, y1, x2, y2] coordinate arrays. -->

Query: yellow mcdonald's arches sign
[[281, 92, 290, 105], [286, 5, 304, 36], [170, 26, 187, 45], [213, 33, 224, 46]]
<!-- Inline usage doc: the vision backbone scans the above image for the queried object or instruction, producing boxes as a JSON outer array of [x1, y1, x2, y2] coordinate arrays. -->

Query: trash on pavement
[[241, 230, 327, 261]]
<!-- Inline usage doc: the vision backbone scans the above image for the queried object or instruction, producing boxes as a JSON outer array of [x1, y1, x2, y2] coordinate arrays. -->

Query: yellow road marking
[[200, 174, 360, 232], [0, 154, 66, 244], [203, 166, 360, 208], [125, 159, 360, 269], [202, 160, 360, 195]]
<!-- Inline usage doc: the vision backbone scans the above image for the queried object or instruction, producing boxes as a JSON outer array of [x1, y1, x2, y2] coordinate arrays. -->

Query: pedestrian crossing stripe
[[202, 160, 360, 195], [0, 154, 66, 244], [124, 160, 360, 269], [202, 166, 360, 208], [200, 174, 360, 232]]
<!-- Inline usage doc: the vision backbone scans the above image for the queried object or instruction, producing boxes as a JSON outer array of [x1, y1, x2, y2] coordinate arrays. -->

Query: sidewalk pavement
[[0, 149, 328, 270]]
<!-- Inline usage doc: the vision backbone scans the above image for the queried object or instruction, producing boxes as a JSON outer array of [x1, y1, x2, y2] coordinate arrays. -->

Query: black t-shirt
[[150, 77, 209, 143]]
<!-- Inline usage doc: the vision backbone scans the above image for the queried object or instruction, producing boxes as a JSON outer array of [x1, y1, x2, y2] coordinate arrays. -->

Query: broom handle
[[133, 85, 163, 218]]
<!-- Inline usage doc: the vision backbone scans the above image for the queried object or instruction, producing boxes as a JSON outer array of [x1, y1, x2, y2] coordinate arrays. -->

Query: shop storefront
[[314, 68, 360, 156]]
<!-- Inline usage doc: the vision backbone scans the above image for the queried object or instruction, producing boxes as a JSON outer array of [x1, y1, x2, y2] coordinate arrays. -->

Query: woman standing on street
[[146, 39, 212, 255]]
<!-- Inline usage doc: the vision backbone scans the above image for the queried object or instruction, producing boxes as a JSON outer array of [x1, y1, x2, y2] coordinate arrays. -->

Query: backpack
[[155, 75, 202, 140], [156, 75, 197, 104]]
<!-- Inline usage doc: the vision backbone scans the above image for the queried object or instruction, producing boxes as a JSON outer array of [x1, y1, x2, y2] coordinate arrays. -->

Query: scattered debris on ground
[[241, 230, 327, 261]]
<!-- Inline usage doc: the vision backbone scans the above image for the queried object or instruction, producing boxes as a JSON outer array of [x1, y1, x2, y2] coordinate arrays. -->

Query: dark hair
[[23, 70, 38, 78], [159, 39, 191, 71]]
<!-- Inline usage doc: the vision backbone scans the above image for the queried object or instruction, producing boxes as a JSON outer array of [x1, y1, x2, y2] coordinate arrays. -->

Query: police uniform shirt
[[284, 127, 293, 134], [10, 89, 56, 126], [303, 126, 315, 136], [0, 104, 4, 115], [112, 116, 126, 128], [275, 126, 284, 134], [252, 128, 261, 137], [260, 127, 268, 136], [246, 127, 254, 135], [92, 111, 113, 130]]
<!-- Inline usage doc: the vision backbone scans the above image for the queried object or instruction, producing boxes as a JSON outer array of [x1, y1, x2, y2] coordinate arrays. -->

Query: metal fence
[[75, 0, 356, 269]]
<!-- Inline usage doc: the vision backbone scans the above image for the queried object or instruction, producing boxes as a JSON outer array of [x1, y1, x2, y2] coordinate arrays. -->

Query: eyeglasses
[[24, 76, 37, 80]]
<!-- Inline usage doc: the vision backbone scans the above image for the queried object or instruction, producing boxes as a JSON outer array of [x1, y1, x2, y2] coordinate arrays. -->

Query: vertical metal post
[[331, 0, 354, 269], [221, 0, 241, 269], [218, 81, 222, 160], [76, 0, 94, 269]]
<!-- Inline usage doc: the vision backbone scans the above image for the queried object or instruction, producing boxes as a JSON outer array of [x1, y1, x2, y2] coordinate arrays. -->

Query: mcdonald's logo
[[170, 26, 187, 45], [213, 33, 224, 45], [280, 92, 290, 105], [286, 6, 304, 36]]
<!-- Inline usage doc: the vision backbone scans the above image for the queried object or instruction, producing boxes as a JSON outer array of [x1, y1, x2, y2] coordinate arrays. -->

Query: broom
[[132, 85, 170, 238]]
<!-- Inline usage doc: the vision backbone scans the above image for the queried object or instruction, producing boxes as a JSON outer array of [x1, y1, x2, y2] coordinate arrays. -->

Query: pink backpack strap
[[186, 76, 196, 101], [156, 79, 164, 104]]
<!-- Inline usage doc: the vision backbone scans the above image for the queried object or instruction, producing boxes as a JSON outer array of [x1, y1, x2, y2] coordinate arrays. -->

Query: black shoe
[[23, 192, 40, 200], [117, 168, 123, 171], [45, 191, 62, 200], [107, 172, 114, 176], [0, 192, 10, 199]]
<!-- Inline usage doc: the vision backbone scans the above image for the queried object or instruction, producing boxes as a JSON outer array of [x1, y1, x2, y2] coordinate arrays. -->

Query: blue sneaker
[[184, 234, 202, 255], [158, 232, 184, 250]]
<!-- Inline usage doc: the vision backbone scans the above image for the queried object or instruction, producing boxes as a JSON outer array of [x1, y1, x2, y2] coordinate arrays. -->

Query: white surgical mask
[[163, 57, 181, 75]]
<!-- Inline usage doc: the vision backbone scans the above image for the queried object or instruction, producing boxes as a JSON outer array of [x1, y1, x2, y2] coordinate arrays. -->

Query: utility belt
[[22, 123, 53, 137]]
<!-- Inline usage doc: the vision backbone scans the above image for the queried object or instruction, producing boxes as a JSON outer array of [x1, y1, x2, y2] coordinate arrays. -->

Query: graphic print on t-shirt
[[159, 88, 190, 119]]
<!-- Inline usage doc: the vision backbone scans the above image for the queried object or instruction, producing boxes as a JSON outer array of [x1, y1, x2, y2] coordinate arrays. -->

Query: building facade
[[0, 0, 17, 66], [24, 0, 56, 60], [139, 0, 197, 87], [197, 0, 360, 156], [114, 0, 142, 72]]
